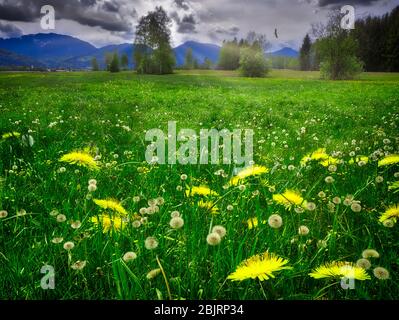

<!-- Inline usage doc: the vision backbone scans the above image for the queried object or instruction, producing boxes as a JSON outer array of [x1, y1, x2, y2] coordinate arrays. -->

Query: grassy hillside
[[0, 70, 398, 299]]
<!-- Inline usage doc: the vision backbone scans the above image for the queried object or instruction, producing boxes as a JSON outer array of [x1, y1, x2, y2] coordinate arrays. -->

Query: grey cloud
[[177, 14, 197, 33], [0, 21, 23, 37], [174, 0, 190, 10], [317, 0, 384, 6]]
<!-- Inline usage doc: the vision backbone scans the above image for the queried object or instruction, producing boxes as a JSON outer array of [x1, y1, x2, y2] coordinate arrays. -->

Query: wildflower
[[226, 205, 234, 211], [378, 154, 399, 167], [49, 209, 59, 216], [206, 232, 221, 246], [144, 237, 159, 250], [273, 189, 306, 208], [91, 214, 126, 233], [373, 267, 389, 280], [382, 219, 395, 228], [2, 132, 21, 139], [379, 204, 399, 223], [318, 191, 326, 198], [332, 197, 341, 205], [93, 199, 127, 215], [0, 210, 8, 218], [122, 252, 137, 262], [356, 259, 371, 270], [227, 252, 291, 281], [298, 225, 310, 236], [147, 268, 161, 280], [170, 216, 184, 229], [267, 214, 283, 229], [51, 237, 64, 244], [375, 176, 384, 183], [186, 186, 218, 197], [71, 220, 81, 229], [229, 165, 269, 186], [88, 184, 97, 192], [88, 179, 97, 185], [198, 200, 219, 214], [305, 202, 316, 211], [325, 176, 334, 184], [176, 185, 183, 191], [171, 210, 180, 218], [309, 262, 370, 280], [238, 184, 246, 191], [132, 220, 141, 228], [156, 197, 165, 205], [148, 199, 157, 206], [180, 174, 188, 181], [350, 202, 362, 213], [328, 165, 337, 172], [71, 260, 87, 270], [362, 249, 380, 259], [63, 241, 75, 250], [56, 214, 66, 223], [59, 151, 100, 171], [212, 225, 227, 238], [300, 148, 329, 166], [247, 217, 265, 229], [348, 156, 369, 165], [139, 207, 147, 215]]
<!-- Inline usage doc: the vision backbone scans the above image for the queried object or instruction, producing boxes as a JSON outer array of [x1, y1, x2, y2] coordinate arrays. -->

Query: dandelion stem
[[156, 255, 172, 300]]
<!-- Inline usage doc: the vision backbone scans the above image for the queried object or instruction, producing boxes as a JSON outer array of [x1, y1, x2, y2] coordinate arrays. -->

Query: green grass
[[0, 69, 398, 300]]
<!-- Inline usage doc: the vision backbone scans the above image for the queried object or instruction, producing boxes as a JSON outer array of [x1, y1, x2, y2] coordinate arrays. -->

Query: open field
[[0, 70, 398, 300]]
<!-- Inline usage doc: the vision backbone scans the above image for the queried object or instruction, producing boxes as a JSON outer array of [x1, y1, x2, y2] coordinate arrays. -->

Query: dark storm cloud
[[0, 21, 23, 37], [174, 0, 190, 10], [317, 0, 383, 6], [0, 0, 133, 32], [214, 26, 240, 36], [177, 14, 197, 33]]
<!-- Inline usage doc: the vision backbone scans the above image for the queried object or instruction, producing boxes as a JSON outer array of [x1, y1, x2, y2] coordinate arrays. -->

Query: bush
[[239, 48, 269, 77], [320, 55, 363, 80]]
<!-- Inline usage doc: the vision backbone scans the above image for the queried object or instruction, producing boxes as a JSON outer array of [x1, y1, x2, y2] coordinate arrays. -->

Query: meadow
[[0, 69, 398, 300]]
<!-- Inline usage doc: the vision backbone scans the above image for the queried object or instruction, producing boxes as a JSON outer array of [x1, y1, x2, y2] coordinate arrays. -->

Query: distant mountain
[[0, 33, 97, 67], [0, 49, 45, 69], [0, 33, 225, 69], [174, 41, 221, 66], [269, 47, 299, 58], [64, 43, 135, 70]]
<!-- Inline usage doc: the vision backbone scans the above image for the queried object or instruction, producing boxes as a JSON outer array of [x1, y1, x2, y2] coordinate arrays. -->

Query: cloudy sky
[[0, 0, 397, 50]]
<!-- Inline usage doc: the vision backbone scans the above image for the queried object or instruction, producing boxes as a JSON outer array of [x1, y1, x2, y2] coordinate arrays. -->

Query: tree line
[[299, 5, 399, 78]]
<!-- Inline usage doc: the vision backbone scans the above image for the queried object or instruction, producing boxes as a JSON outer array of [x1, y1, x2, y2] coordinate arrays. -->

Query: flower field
[[0, 70, 398, 299]]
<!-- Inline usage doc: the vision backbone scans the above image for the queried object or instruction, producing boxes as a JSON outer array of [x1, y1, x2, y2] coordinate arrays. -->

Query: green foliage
[[315, 11, 363, 80], [239, 47, 269, 77], [218, 39, 240, 70], [300, 34, 312, 71], [184, 48, 194, 69], [109, 53, 120, 73], [121, 53, 129, 70], [270, 56, 299, 70], [134, 6, 175, 74], [0, 70, 398, 300], [91, 57, 99, 71]]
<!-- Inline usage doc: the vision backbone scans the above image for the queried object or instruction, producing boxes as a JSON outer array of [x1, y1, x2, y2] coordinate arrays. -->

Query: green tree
[[218, 39, 240, 70], [239, 47, 269, 77], [134, 6, 175, 74], [314, 11, 363, 80], [121, 53, 129, 70], [105, 52, 113, 71], [91, 57, 99, 71], [184, 48, 194, 69], [202, 57, 212, 70], [299, 34, 312, 71], [109, 52, 120, 73]]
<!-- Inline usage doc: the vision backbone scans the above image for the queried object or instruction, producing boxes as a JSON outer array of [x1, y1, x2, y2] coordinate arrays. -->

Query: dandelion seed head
[[373, 267, 389, 280], [123, 252, 137, 262], [63, 241, 75, 250], [375, 176, 384, 183], [298, 225, 310, 236], [51, 237, 64, 244], [171, 210, 180, 218], [351, 202, 362, 213], [180, 174, 188, 181], [170, 216, 184, 229], [362, 249, 380, 259], [332, 197, 341, 204], [306, 202, 316, 211], [146, 268, 161, 280], [0, 210, 8, 218], [133, 196, 140, 203], [88, 184, 97, 192], [356, 258, 371, 270], [268, 214, 283, 229], [325, 176, 334, 184], [206, 232, 221, 246], [71, 260, 87, 270], [382, 218, 395, 228], [88, 179, 97, 185], [56, 214, 67, 222], [212, 225, 227, 238], [71, 220, 81, 229], [144, 237, 159, 250]]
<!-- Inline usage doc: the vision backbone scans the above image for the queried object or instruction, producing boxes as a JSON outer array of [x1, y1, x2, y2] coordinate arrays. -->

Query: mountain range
[[0, 33, 298, 70]]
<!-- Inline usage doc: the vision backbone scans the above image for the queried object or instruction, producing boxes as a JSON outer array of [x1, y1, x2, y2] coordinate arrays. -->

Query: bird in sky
[[274, 28, 278, 39]]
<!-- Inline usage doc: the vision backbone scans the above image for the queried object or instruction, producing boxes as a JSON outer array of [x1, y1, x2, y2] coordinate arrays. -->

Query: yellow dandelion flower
[[59, 151, 100, 171], [186, 185, 218, 197], [91, 214, 126, 233], [273, 189, 306, 208], [379, 204, 399, 223], [309, 262, 370, 280], [198, 200, 219, 214], [300, 148, 329, 166], [247, 217, 267, 229], [378, 154, 399, 167], [348, 156, 369, 165], [229, 165, 269, 186], [93, 199, 128, 215], [319, 156, 339, 167], [227, 252, 291, 281], [2, 131, 21, 139]]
